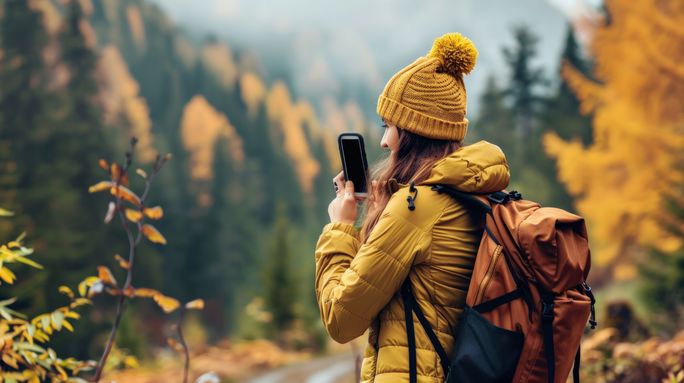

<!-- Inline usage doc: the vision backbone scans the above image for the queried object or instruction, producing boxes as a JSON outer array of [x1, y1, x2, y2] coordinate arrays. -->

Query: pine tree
[[0, 0, 52, 237], [188, 136, 257, 336], [542, 24, 593, 145], [263, 208, 298, 342], [639, 175, 684, 333], [471, 75, 514, 147], [502, 25, 546, 151]]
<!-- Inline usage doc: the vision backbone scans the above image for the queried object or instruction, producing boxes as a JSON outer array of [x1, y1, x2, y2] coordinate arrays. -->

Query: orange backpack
[[402, 186, 597, 383]]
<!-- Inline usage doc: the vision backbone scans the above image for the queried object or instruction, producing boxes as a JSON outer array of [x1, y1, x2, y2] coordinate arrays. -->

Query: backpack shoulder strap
[[430, 184, 492, 213], [401, 280, 450, 381]]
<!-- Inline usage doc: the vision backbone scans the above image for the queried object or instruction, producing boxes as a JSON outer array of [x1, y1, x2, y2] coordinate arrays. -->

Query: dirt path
[[245, 352, 356, 383]]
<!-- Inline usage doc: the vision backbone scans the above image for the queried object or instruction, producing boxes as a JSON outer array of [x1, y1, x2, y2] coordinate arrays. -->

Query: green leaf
[[0, 297, 17, 307], [14, 255, 43, 269], [51, 311, 64, 330], [0, 307, 13, 320], [0, 207, 14, 216], [14, 341, 46, 353]]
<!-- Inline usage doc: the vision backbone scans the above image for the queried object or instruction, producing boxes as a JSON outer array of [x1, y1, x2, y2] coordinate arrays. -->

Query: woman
[[314, 33, 510, 382]]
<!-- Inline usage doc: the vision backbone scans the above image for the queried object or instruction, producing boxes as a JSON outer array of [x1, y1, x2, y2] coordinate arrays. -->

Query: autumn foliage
[[544, 0, 684, 279], [87, 138, 205, 382], [0, 212, 93, 383]]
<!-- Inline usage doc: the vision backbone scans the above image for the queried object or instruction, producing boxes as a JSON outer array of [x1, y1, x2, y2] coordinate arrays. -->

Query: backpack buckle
[[508, 190, 522, 200], [488, 191, 510, 204], [582, 282, 598, 329]]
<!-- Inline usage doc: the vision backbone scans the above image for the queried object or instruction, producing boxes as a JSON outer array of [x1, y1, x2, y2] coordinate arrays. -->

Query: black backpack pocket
[[403, 281, 525, 383], [446, 305, 524, 383]]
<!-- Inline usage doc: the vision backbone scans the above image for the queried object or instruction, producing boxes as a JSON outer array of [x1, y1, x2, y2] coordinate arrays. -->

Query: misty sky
[[148, 0, 601, 115]]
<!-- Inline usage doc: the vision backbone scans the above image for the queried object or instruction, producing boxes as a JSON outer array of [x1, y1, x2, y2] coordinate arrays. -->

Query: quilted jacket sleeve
[[314, 194, 432, 343]]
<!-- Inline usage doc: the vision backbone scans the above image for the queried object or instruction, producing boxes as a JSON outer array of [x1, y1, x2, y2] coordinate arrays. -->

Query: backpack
[[402, 185, 597, 383]]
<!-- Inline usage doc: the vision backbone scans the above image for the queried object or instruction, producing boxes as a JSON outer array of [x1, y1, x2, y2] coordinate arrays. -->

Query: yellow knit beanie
[[377, 32, 478, 141]]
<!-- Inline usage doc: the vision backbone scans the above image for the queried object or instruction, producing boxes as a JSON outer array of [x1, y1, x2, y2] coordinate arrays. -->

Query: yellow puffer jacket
[[314, 140, 510, 382]]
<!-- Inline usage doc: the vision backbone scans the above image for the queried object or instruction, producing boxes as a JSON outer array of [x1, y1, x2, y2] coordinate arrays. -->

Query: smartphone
[[338, 133, 369, 197]]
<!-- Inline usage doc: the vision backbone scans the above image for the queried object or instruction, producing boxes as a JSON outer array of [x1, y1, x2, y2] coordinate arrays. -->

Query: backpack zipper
[[475, 244, 503, 305]]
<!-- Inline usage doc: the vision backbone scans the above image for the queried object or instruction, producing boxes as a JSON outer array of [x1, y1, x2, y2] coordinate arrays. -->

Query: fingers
[[333, 171, 345, 198]]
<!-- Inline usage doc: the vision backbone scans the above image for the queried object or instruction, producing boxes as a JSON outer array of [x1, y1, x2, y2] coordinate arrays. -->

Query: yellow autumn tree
[[240, 72, 266, 117], [126, 5, 146, 50], [181, 95, 244, 206], [265, 81, 321, 193], [544, 0, 684, 279], [98, 45, 156, 163], [201, 42, 238, 89]]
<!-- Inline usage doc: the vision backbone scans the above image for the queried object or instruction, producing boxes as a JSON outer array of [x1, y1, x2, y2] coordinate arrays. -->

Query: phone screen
[[340, 136, 368, 194]]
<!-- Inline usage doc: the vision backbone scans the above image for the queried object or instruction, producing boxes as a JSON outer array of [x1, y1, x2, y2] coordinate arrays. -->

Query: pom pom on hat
[[428, 32, 478, 76]]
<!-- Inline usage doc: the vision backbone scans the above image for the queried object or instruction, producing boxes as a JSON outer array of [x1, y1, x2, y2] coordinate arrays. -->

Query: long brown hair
[[360, 127, 462, 243]]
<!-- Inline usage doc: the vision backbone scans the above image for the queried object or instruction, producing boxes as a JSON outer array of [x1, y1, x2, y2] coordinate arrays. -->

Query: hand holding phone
[[338, 133, 369, 198]]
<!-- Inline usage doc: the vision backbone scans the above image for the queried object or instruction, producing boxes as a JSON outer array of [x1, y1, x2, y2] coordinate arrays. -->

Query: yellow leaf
[[124, 355, 140, 368], [153, 293, 180, 314], [0, 266, 16, 284], [110, 185, 141, 206], [141, 224, 167, 245], [2, 353, 18, 368], [134, 288, 159, 298], [88, 181, 114, 193], [62, 320, 74, 332], [143, 206, 164, 220], [97, 266, 118, 288], [58, 286, 74, 299], [78, 276, 101, 297], [70, 297, 92, 308], [125, 208, 143, 223], [136, 168, 148, 179], [114, 254, 130, 270], [185, 299, 205, 310]]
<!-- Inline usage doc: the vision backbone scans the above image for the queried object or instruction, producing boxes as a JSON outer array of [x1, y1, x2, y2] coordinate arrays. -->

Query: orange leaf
[[141, 224, 167, 245], [89, 181, 115, 193], [153, 294, 180, 314], [110, 185, 141, 206], [110, 163, 122, 181], [114, 254, 130, 270], [134, 288, 159, 298], [97, 266, 118, 288], [110, 163, 130, 186], [167, 337, 182, 352], [185, 299, 205, 310], [143, 206, 164, 220], [98, 159, 109, 171], [123, 285, 135, 297], [125, 208, 143, 223]]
